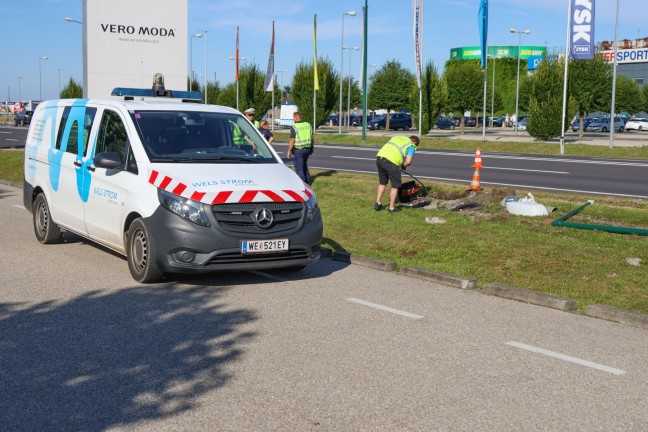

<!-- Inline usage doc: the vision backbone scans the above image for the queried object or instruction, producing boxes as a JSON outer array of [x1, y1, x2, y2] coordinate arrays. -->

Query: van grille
[[211, 202, 304, 234], [207, 249, 309, 265]]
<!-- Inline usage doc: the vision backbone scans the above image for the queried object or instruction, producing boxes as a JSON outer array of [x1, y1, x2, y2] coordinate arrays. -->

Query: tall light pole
[[39, 56, 48, 101], [64, 17, 83, 97], [204, 30, 208, 104], [488, 55, 496, 127], [189, 33, 203, 90], [510, 28, 531, 134], [229, 56, 247, 110], [609, 0, 621, 148], [276, 69, 288, 102], [339, 10, 356, 133], [343, 46, 360, 130], [18, 75, 22, 102]]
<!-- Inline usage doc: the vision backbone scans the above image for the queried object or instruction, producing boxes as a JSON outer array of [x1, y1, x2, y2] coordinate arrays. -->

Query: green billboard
[[450, 45, 546, 61]]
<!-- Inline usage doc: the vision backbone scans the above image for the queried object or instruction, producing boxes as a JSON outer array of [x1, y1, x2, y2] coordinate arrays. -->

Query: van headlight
[[158, 189, 210, 227], [306, 195, 320, 221]]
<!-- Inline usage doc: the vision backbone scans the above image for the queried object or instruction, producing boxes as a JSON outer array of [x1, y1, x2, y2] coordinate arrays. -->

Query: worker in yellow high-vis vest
[[375, 135, 419, 212], [287, 111, 314, 184]]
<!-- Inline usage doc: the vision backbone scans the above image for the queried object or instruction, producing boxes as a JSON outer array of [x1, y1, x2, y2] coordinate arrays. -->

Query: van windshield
[[131, 110, 279, 163]]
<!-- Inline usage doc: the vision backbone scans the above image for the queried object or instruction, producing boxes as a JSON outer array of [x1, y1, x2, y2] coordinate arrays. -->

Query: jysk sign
[[570, 0, 595, 60]]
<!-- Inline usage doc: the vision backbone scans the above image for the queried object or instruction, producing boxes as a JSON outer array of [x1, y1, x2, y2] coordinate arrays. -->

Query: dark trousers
[[293, 148, 311, 184]]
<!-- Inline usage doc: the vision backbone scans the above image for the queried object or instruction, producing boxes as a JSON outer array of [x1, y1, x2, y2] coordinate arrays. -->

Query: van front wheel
[[33, 193, 61, 244], [127, 218, 163, 283]]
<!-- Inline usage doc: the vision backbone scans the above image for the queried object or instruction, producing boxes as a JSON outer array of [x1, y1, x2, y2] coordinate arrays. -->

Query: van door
[[50, 103, 98, 234], [84, 108, 137, 249]]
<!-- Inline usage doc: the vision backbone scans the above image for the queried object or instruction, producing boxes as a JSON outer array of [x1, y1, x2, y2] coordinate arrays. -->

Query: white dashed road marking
[[347, 298, 423, 320], [506, 341, 626, 375]]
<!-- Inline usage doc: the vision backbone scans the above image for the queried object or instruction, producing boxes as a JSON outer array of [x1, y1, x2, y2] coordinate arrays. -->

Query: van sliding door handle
[[73, 160, 82, 167], [87, 165, 96, 172]]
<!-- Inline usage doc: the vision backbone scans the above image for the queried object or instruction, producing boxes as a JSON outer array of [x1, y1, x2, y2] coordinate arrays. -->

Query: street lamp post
[[190, 33, 203, 90], [229, 56, 247, 110], [339, 10, 356, 133], [39, 56, 48, 101], [487, 55, 496, 127], [510, 28, 531, 134], [64, 17, 83, 25], [204, 31, 208, 104], [343, 46, 360, 131], [18, 75, 22, 102], [276, 69, 288, 102]]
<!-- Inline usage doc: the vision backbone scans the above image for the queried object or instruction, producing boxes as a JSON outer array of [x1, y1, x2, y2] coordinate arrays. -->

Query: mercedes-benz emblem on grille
[[253, 208, 274, 228]]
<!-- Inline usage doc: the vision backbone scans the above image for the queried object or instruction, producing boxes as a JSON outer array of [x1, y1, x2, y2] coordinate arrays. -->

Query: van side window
[[96, 110, 128, 160], [55, 106, 97, 155]]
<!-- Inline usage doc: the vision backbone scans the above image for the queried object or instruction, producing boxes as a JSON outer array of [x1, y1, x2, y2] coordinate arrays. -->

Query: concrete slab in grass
[[400, 266, 476, 290], [586, 304, 648, 330], [332, 251, 397, 272], [483, 283, 576, 311]]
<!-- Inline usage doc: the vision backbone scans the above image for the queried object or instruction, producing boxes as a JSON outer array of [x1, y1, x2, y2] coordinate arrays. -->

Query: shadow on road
[[0, 286, 257, 431]]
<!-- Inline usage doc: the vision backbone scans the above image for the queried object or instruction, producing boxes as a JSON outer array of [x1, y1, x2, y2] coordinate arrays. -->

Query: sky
[[2, 0, 646, 103]]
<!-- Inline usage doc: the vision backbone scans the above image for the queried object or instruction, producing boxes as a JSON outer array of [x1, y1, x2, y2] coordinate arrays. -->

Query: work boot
[[374, 202, 383, 211]]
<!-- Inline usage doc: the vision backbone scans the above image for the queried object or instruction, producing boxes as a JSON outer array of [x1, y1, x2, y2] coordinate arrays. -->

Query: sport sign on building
[[600, 48, 648, 64], [570, 0, 595, 60], [82, 0, 187, 98]]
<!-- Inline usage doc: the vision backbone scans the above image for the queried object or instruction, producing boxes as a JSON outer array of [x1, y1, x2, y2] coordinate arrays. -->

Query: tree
[[642, 84, 648, 113], [443, 59, 483, 133], [569, 57, 612, 137], [214, 65, 278, 117], [409, 61, 447, 134], [368, 60, 415, 129], [526, 58, 575, 141], [614, 75, 643, 115], [60, 78, 83, 99], [291, 57, 338, 129], [340, 76, 362, 120], [205, 81, 221, 105]]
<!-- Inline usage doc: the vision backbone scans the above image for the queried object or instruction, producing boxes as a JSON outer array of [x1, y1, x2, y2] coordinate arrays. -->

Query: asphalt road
[[1, 184, 647, 431], [273, 141, 648, 199], [3, 125, 647, 198]]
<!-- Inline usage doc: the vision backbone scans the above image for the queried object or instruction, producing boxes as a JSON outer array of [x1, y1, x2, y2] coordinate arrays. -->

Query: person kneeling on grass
[[374, 135, 419, 213]]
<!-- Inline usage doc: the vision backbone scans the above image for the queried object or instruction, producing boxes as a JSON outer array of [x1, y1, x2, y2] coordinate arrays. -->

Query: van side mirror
[[94, 152, 123, 169]]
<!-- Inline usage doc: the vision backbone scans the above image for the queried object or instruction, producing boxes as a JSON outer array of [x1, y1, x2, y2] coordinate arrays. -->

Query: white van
[[23, 77, 323, 282]]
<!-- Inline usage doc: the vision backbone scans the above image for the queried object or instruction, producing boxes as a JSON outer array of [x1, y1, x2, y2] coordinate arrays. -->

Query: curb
[[332, 251, 397, 272], [483, 283, 576, 312], [586, 304, 648, 330], [400, 266, 476, 290]]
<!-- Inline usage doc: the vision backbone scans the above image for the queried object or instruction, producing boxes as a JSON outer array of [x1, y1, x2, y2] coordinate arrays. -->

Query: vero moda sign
[[570, 0, 595, 60]]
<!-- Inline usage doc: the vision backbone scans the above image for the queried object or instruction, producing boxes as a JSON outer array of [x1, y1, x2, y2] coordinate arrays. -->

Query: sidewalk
[[318, 126, 647, 147]]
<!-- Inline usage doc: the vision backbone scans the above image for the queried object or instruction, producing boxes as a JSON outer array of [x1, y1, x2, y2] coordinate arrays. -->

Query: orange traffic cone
[[472, 147, 484, 169], [468, 168, 481, 191]]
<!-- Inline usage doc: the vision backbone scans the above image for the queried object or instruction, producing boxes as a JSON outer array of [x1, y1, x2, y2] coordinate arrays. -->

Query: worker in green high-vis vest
[[287, 111, 314, 184], [244, 107, 260, 128], [375, 135, 419, 213]]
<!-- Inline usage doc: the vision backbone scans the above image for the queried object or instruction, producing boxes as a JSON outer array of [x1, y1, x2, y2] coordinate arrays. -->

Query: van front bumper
[[145, 206, 323, 274]]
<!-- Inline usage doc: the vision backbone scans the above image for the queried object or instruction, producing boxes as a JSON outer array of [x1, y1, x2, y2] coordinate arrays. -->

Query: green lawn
[[2, 146, 647, 314]]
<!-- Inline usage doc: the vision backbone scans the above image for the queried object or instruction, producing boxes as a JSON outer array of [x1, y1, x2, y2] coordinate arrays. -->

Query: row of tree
[[59, 56, 648, 141]]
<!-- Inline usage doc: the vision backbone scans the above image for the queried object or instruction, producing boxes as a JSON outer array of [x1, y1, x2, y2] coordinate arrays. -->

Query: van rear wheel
[[33, 193, 61, 244], [127, 218, 163, 283]]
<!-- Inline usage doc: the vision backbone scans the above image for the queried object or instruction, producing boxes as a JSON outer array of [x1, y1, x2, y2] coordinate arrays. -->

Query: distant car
[[516, 118, 528, 131], [368, 113, 412, 130], [451, 116, 476, 127], [14, 110, 33, 127], [571, 117, 594, 132], [433, 117, 455, 130], [585, 117, 624, 133], [624, 117, 648, 132], [491, 116, 506, 127]]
